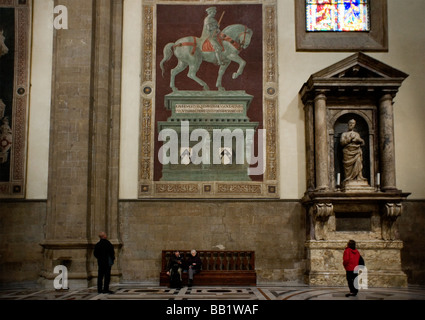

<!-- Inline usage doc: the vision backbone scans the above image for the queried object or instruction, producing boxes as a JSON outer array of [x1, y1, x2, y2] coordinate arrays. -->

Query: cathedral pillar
[[40, 0, 123, 288], [379, 94, 397, 191]]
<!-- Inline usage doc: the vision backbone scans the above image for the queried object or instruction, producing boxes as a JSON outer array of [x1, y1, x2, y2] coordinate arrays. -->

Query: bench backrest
[[161, 250, 255, 271]]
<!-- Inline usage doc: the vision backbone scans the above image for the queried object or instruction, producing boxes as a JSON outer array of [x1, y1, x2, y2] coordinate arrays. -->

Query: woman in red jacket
[[343, 239, 360, 297]]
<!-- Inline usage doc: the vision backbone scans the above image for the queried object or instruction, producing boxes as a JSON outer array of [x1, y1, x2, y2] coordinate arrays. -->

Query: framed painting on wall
[[0, 0, 31, 198], [138, 0, 279, 198]]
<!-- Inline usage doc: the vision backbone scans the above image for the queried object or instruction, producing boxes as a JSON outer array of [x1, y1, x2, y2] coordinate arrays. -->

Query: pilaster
[[41, 0, 123, 288]]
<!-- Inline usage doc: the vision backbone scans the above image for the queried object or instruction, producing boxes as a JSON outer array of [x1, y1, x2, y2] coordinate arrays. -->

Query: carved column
[[314, 93, 329, 191], [304, 101, 315, 191], [379, 94, 397, 191]]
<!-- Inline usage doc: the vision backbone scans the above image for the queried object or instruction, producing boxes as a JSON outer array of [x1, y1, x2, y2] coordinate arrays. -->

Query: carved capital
[[383, 202, 402, 220], [313, 203, 334, 221], [308, 203, 334, 241], [381, 202, 402, 240]]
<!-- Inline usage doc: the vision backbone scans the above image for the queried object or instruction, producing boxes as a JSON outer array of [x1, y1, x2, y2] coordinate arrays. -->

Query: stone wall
[[0, 199, 424, 286], [0, 201, 46, 286], [399, 201, 425, 285], [119, 200, 306, 285]]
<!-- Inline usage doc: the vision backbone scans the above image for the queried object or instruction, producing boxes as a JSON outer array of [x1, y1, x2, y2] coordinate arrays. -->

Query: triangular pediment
[[311, 52, 408, 80]]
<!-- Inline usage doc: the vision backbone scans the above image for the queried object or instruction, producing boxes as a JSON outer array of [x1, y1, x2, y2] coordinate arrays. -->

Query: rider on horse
[[201, 7, 225, 66]]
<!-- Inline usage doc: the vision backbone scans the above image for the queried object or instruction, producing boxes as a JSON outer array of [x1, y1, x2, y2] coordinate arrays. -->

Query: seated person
[[166, 250, 184, 288], [186, 249, 202, 287]]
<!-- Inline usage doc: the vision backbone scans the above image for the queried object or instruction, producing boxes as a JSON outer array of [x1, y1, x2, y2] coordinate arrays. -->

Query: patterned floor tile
[[0, 285, 424, 300]]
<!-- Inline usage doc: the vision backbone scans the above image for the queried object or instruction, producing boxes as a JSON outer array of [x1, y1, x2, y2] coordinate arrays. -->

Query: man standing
[[94, 232, 115, 294], [343, 239, 361, 297]]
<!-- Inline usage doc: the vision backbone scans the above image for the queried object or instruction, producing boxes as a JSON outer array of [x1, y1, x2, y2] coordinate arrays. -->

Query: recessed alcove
[[335, 212, 372, 232], [333, 113, 371, 188]]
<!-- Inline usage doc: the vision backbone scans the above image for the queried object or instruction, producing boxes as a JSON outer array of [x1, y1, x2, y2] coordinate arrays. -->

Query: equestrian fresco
[[155, 4, 263, 182], [0, 8, 14, 182], [0, 3, 31, 198], [160, 12, 253, 92]]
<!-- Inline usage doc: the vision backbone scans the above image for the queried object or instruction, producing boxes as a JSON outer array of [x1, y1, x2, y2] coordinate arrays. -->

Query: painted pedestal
[[158, 91, 259, 181]]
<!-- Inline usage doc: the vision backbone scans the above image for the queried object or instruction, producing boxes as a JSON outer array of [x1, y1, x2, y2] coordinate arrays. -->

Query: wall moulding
[[138, 0, 279, 199]]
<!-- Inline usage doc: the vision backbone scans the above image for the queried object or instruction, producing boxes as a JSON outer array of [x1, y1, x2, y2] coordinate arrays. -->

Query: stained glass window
[[306, 0, 370, 32]]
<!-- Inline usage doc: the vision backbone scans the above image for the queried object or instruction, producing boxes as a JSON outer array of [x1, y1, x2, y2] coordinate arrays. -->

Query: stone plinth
[[342, 180, 375, 192], [303, 191, 410, 287], [306, 240, 407, 288]]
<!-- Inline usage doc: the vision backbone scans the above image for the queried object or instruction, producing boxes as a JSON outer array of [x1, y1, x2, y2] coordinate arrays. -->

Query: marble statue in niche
[[340, 119, 367, 182]]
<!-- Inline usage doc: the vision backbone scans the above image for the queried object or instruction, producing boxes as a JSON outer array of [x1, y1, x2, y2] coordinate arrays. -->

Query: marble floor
[[1, 284, 423, 319], [0, 284, 424, 300]]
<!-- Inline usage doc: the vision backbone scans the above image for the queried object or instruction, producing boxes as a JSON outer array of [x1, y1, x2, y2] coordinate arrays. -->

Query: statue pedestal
[[342, 179, 375, 192], [158, 91, 259, 181]]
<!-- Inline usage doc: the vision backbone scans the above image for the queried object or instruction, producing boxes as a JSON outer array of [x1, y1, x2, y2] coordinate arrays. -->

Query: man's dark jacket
[[94, 239, 115, 266], [187, 254, 202, 272], [168, 254, 184, 271]]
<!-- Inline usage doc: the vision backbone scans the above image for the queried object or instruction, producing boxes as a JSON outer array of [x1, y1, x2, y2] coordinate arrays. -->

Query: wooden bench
[[160, 250, 256, 286]]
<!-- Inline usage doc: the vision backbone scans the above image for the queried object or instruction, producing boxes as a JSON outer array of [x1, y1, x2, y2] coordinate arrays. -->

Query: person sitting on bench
[[166, 250, 184, 288], [186, 249, 202, 287]]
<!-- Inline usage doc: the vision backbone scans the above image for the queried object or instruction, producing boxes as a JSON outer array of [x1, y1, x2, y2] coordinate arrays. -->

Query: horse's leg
[[187, 62, 209, 91], [216, 61, 231, 91], [170, 59, 188, 92], [229, 54, 246, 80]]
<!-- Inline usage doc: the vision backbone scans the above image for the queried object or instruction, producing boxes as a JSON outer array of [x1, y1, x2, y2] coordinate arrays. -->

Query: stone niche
[[299, 53, 410, 287]]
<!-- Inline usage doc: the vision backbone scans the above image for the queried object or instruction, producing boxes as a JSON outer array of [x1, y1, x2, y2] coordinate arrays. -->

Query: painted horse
[[160, 24, 253, 92]]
